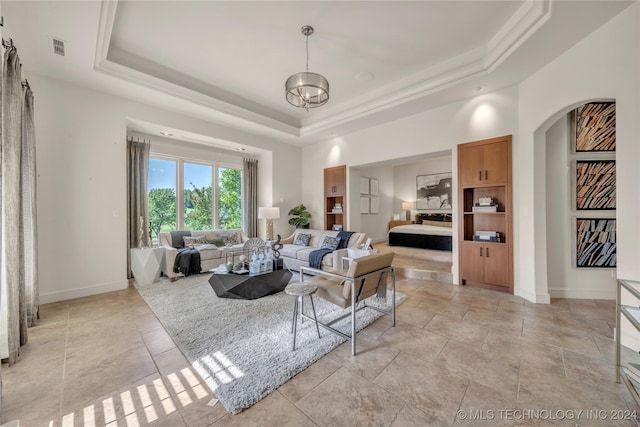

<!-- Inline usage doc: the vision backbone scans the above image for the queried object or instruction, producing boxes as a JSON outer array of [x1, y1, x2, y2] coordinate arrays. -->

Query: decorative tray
[[232, 269, 249, 275]]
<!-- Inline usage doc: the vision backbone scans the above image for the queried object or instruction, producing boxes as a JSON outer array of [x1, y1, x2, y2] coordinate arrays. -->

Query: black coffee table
[[208, 269, 293, 300]]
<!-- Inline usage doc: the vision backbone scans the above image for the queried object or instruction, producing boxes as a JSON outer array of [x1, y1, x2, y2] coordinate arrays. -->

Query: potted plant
[[288, 204, 311, 228]]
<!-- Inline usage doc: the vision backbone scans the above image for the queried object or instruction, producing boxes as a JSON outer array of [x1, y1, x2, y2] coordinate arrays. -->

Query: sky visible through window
[[148, 158, 213, 189]]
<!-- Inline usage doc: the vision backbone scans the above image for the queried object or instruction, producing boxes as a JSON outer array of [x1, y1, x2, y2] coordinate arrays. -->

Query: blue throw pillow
[[294, 233, 312, 246], [321, 236, 341, 251]]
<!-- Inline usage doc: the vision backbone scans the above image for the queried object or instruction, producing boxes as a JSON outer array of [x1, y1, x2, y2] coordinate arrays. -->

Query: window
[[184, 162, 213, 230], [148, 158, 177, 239], [218, 167, 242, 229], [148, 156, 242, 238]]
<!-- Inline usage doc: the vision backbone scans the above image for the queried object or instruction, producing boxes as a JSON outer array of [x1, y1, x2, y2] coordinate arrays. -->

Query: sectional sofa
[[159, 228, 249, 280], [278, 229, 368, 272]]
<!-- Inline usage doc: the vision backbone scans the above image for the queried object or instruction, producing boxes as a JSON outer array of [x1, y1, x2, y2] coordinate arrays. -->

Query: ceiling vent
[[49, 37, 65, 56]]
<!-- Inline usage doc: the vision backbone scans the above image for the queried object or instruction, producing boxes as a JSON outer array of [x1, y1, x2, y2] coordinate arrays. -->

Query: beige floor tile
[[2, 253, 627, 427], [454, 381, 543, 426], [135, 312, 166, 334], [450, 294, 500, 312], [379, 320, 448, 362], [562, 348, 629, 395], [1, 400, 60, 427], [143, 327, 177, 355], [522, 319, 603, 359], [425, 313, 491, 347], [481, 330, 565, 376], [375, 352, 469, 425], [390, 404, 451, 427], [297, 367, 403, 426], [418, 295, 469, 319], [213, 391, 315, 426], [497, 300, 556, 323], [278, 355, 341, 403], [325, 332, 400, 381], [395, 303, 437, 327], [1, 364, 64, 415], [517, 364, 631, 418], [435, 340, 520, 398], [61, 345, 157, 412], [463, 307, 524, 336], [554, 309, 614, 338]]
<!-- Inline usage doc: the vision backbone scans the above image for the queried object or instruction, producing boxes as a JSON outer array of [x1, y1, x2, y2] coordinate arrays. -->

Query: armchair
[[299, 252, 395, 355]]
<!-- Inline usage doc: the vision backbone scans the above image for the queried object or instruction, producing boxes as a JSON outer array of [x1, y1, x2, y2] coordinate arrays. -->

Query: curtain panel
[[126, 139, 150, 277], [0, 47, 39, 365], [243, 158, 258, 237]]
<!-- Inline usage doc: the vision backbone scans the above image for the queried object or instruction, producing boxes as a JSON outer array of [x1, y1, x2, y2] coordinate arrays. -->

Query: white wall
[[30, 74, 301, 303], [517, 3, 640, 303], [302, 85, 519, 285], [352, 165, 395, 242]]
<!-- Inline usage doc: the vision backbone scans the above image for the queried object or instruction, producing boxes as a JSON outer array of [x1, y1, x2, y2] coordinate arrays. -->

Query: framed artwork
[[360, 177, 370, 195], [360, 197, 370, 214], [369, 179, 379, 196], [576, 160, 616, 210], [416, 173, 452, 211], [370, 197, 379, 214], [575, 102, 616, 152], [576, 218, 616, 268]]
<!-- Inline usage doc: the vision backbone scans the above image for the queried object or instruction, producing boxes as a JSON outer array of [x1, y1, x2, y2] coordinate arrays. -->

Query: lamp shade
[[258, 207, 280, 219], [401, 201, 415, 210]]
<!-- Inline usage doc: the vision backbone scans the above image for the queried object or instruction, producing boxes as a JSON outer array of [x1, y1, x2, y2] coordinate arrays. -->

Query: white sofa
[[159, 229, 249, 280], [278, 229, 368, 272]]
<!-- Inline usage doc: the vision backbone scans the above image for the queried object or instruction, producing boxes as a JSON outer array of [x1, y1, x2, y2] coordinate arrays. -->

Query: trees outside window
[[148, 158, 177, 239], [147, 156, 242, 238], [218, 167, 241, 229]]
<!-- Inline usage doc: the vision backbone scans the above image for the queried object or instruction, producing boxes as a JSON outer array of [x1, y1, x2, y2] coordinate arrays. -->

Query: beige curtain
[[1, 47, 34, 365], [126, 139, 150, 276], [243, 158, 258, 237], [22, 84, 38, 328]]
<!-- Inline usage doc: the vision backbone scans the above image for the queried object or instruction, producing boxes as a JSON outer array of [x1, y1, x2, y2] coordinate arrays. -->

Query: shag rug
[[135, 272, 405, 413]]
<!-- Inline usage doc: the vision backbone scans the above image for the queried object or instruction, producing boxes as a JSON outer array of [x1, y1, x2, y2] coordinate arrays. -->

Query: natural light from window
[[148, 157, 243, 239]]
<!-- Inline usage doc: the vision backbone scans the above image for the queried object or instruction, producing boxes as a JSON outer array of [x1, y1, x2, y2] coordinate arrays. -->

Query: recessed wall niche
[[573, 101, 616, 268]]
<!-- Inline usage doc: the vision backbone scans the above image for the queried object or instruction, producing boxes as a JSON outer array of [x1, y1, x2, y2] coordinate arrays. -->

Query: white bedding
[[389, 224, 453, 237]]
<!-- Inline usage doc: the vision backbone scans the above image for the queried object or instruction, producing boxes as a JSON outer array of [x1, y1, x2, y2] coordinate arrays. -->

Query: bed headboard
[[415, 213, 452, 227]]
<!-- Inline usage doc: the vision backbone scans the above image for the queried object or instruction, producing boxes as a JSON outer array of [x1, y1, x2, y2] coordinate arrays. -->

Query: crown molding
[[94, 0, 551, 141]]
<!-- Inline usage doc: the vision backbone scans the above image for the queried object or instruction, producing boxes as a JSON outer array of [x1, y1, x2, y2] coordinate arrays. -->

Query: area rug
[[135, 273, 406, 413]]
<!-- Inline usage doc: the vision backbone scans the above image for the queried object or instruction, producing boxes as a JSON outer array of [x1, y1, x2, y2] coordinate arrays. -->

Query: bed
[[388, 214, 452, 251]]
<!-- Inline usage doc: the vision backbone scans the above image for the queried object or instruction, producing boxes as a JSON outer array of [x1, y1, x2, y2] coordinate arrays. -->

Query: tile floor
[[1, 251, 638, 426]]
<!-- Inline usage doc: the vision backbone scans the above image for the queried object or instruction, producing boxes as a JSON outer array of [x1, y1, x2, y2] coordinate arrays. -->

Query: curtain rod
[[127, 136, 150, 144], [2, 37, 14, 50]]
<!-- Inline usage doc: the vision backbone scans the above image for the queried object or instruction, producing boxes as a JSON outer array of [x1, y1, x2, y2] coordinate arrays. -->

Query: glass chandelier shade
[[285, 25, 329, 111]]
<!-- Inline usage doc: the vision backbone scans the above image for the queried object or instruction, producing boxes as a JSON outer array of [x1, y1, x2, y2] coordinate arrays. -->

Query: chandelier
[[285, 25, 329, 111]]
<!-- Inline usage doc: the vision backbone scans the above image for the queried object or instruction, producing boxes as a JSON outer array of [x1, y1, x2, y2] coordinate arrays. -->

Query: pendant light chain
[[305, 33, 309, 72], [285, 25, 330, 110]]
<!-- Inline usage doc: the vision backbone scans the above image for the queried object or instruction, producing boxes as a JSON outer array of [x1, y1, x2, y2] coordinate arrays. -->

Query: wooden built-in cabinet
[[459, 138, 509, 186], [324, 165, 346, 231], [458, 135, 513, 293]]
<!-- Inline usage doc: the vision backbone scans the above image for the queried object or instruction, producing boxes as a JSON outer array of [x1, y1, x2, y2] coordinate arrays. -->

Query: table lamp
[[401, 201, 415, 221], [258, 207, 280, 240]]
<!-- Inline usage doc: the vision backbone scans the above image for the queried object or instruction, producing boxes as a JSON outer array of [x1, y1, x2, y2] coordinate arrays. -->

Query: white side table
[[130, 247, 164, 285]]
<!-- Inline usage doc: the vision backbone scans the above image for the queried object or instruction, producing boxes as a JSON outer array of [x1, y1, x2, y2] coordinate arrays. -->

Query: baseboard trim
[[516, 287, 551, 304], [40, 279, 129, 304], [548, 287, 615, 300]]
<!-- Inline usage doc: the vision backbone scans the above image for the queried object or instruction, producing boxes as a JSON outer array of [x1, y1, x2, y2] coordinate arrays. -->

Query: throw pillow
[[183, 235, 207, 248], [207, 237, 226, 247], [218, 233, 239, 245], [294, 233, 312, 246], [321, 236, 341, 251]]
